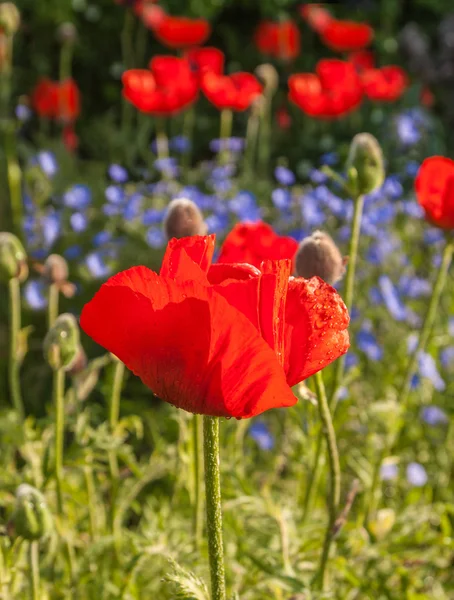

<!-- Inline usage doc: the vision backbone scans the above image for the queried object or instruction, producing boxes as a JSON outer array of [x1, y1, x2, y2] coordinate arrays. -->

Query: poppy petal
[[160, 234, 216, 279], [284, 276, 350, 386]]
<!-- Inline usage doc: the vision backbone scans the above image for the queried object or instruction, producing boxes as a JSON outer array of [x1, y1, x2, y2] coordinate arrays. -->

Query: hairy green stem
[[108, 360, 124, 545], [330, 194, 365, 409], [8, 278, 24, 418], [29, 542, 40, 600], [192, 413, 204, 551], [54, 368, 66, 515], [48, 283, 59, 330], [314, 370, 341, 591], [203, 416, 226, 600]]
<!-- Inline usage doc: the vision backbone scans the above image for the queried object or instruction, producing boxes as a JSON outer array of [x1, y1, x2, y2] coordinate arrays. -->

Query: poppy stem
[[203, 416, 226, 600], [155, 118, 169, 161], [48, 283, 59, 330], [219, 109, 232, 140], [330, 193, 365, 409], [29, 541, 40, 600], [108, 360, 125, 544], [54, 366, 66, 515], [313, 369, 341, 592], [192, 413, 204, 551], [8, 277, 24, 419]]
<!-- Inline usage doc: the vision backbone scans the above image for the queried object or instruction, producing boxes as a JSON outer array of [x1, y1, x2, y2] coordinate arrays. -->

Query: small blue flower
[[440, 346, 454, 368], [70, 212, 88, 233], [248, 422, 274, 451], [399, 275, 431, 298], [154, 157, 179, 178], [275, 166, 295, 186], [63, 184, 92, 210], [16, 104, 32, 121], [123, 193, 143, 221], [357, 329, 383, 361], [24, 280, 47, 310], [406, 462, 427, 487], [205, 213, 229, 234], [345, 352, 358, 371], [309, 168, 328, 184], [64, 245, 83, 260], [420, 405, 448, 426], [86, 252, 111, 279], [396, 114, 421, 146], [37, 151, 58, 177], [320, 151, 338, 166], [418, 351, 445, 391], [209, 137, 244, 153], [103, 204, 122, 217], [406, 161, 420, 177], [42, 212, 61, 247], [146, 227, 166, 249], [108, 164, 128, 183], [105, 185, 125, 205], [301, 193, 325, 227], [93, 231, 112, 247], [424, 228, 444, 245], [272, 188, 292, 211], [142, 209, 165, 226], [170, 135, 191, 153], [378, 275, 407, 321], [382, 175, 403, 200], [380, 462, 398, 481]]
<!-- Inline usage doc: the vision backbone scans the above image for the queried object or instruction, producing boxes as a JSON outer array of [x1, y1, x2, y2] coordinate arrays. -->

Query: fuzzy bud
[[255, 63, 279, 95], [294, 231, 346, 285], [56, 22, 77, 44], [0, 2, 20, 35], [44, 254, 69, 285], [12, 484, 53, 541], [0, 232, 28, 282], [163, 198, 207, 240], [43, 313, 80, 371], [346, 133, 385, 196]]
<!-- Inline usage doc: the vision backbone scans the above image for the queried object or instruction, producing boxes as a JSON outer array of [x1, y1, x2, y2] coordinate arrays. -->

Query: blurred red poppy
[[151, 14, 211, 49], [320, 19, 373, 52], [361, 65, 408, 102], [137, 3, 165, 29], [420, 86, 434, 108], [217, 222, 299, 269], [122, 57, 198, 115], [415, 156, 454, 230], [80, 235, 349, 418], [31, 78, 80, 121], [300, 4, 332, 34], [186, 47, 225, 82], [201, 72, 262, 111], [289, 59, 362, 119], [63, 124, 79, 152], [348, 50, 375, 72], [276, 105, 292, 129], [31, 78, 59, 118], [57, 78, 81, 122], [254, 20, 301, 60]]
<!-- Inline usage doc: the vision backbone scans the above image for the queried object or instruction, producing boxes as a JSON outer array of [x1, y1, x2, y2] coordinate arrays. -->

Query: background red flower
[[320, 19, 374, 52], [415, 156, 454, 229], [201, 72, 262, 111], [152, 15, 211, 49], [254, 20, 301, 60], [361, 65, 408, 102]]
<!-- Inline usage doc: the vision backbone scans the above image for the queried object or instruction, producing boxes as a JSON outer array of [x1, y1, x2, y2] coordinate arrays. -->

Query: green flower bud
[[346, 133, 385, 196], [12, 484, 53, 541], [43, 313, 80, 371], [0, 232, 28, 282], [56, 22, 77, 44], [24, 165, 53, 207], [0, 2, 20, 35], [44, 254, 69, 284], [294, 230, 346, 285], [163, 198, 207, 240]]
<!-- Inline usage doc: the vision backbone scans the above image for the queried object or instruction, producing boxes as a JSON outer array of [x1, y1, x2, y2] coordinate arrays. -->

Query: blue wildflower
[[396, 114, 421, 146], [70, 212, 88, 233], [406, 161, 420, 177], [86, 252, 111, 279], [357, 329, 383, 361], [142, 209, 165, 226], [37, 151, 58, 177], [420, 405, 448, 426], [275, 166, 295, 186], [105, 185, 125, 205], [378, 275, 407, 321], [309, 168, 328, 184], [418, 351, 445, 391], [441, 347, 454, 368], [24, 280, 47, 310], [272, 188, 292, 211], [146, 227, 166, 249], [170, 135, 191, 153], [64, 245, 83, 260], [108, 163, 128, 183], [93, 231, 112, 247], [380, 462, 398, 481], [42, 212, 61, 247], [16, 104, 32, 121], [406, 462, 427, 487], [63, 184, 92, 210], [154, 157, 179, 178], [248, 422, 274, 451], [345, 352, 358, 370], [320, 151, 338, 166]]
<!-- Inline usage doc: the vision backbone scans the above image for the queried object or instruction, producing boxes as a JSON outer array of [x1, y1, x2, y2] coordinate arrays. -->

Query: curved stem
[[313, 370, 341, 591], [203, 416, 226, 600], [300, 433, 324, 523], [48, 283, 59, 330], [54, 367, 66, 515], [8, 277, 23, 418], [330, 194, 365, 409], [29, 541, 40, 600], [192, 413, 204, 551]]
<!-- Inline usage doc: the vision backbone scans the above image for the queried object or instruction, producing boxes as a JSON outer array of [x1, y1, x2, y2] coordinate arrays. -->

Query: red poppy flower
[[289, 60, 362, 119], [122, 57, 198, 116], [254, 20, 301, 61], [186, 46, 225, 82], [57, 78, 81, 122], [300, 4, 332, 34], [31, 78, 59, 118], [80, 235, 349, 418], [201, 72, 262, 111], [137, 3, 165, 29], [217, 222, 299, 269], [276, 105, 292, 130], [320, 19, 374, 52], [62, 124, 79, 152], [348, 50, 375, 72], [361, 65, 408, 102], [151, 14, 211, 49], [415, 156, 454, 230]]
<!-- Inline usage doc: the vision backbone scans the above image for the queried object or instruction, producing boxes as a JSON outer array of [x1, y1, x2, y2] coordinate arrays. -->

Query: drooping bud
[[43, 313, 80, 371], [163, 198, 207, 240], [255, 63, 279, 95], [0, 232, 28, 282], [0, 2, 20, 35], [294, 231, 346, 286], [11, 484, 53, 541], [43, 254, 69, 284], [345, 133, 385, 196], [56, 22, 77, 45]]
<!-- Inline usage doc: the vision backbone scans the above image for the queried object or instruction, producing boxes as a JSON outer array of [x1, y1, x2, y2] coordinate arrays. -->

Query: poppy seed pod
[[43, 313, 80, 371], [56, 22, 77, 44], [0, 2, 20, 35], [295, 231, 346, 285], [163, 198, 207, 240], [255, 63, 279, 94], [0, 232, 28, 283], [12, 484, 53, 541], [346, 133, 385, 196], [44, 254, 69, 285]]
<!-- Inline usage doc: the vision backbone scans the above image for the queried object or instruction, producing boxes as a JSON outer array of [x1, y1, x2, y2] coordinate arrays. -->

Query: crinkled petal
[[160, 234, 216, 279]]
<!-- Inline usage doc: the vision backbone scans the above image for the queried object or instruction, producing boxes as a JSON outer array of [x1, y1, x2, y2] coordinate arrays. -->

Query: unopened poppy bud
[[255, 63, 279, 95], [43, 313, 80, 371], [56, 22, 77, 44], [163, 198, 207, 240], [346, 133, 385, 196], [295, 231, 346, 286], [44, 254, 69, 285], [0, 232, 28, 283], [0, 2, 20, 35], [12, 484, 53, 541]]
